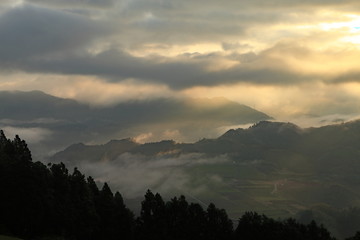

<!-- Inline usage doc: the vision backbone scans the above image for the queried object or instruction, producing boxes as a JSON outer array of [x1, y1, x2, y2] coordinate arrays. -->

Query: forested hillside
[[0, 131, 349, 240], [49, 120, 360, 239]]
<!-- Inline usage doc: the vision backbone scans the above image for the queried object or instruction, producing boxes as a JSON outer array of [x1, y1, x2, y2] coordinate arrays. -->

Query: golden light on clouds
[[266, 42, 360, 75], [127, 43, 224, 58], [342, 82, 360, 96], [182, 81, 360, 121], [0, 73, 174, 106], [2, 1, 360, 127], [50, 78, 175, 106], [56, 79, 175, 106]]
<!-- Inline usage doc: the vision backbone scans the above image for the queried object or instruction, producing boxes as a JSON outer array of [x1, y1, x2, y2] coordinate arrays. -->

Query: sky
[[1, 0, 360, 125]]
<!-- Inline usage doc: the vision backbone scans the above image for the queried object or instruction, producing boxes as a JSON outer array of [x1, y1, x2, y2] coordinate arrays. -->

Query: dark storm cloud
[[0, 4, 108, 63], [16, 48, 310, 89], [0, 3, 298, 87]]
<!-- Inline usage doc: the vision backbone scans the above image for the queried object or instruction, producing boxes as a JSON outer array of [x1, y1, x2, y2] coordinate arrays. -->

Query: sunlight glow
[[127, 43, 223, 57], [319, 14, 360, 32], [319, 14, 360, 44]]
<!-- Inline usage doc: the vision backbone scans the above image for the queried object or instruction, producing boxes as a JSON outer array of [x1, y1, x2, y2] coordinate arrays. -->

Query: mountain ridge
[[0, 90, 271, 158], [48, 119, 360, 240], [51, 119, 359, 160]]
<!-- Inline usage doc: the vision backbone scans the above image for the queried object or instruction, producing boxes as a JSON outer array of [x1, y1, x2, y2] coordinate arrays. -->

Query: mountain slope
[[0, 91, 271, 158], [49, 120, 360, 239]]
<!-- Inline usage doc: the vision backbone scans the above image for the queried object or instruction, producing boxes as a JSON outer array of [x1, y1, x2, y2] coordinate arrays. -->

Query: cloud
[[1, 126, 51, 144], [26, 0, 115, 9], [0, 3, 108, 64], [9, 46, 315, 89], [0, 73, 175, 106], [283, 113, 360, 128], [1, 0, 360, 131], [331, 71, 360, 83], [1, 1, 359, 91], [46, 78, 175, 106], [5, 32, 359, 91], [78, 152, 229, 198], [182, 81, 360, 122]]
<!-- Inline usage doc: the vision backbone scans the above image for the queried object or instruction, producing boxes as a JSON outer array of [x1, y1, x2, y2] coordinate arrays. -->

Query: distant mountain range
[[50, 120, 360, 239], [0, 90, 271, 158], [0, 91, 270, 123], [52, 120, 360, 175]]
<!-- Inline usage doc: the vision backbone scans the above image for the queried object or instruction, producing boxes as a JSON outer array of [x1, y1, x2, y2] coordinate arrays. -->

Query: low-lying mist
[[76, 152, 229, 199]]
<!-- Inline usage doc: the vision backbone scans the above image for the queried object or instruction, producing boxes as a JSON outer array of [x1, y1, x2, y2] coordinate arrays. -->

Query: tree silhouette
[[235, 211, 335, 240], [137, 190, 167, 239], [205, 203, 233, 240]]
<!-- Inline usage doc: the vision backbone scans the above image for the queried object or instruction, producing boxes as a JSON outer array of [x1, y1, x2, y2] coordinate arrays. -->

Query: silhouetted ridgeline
[[0, 130, 356, 240]]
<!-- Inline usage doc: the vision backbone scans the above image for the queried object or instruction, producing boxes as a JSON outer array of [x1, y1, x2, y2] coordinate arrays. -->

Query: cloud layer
[[1, 0, 360, 121]]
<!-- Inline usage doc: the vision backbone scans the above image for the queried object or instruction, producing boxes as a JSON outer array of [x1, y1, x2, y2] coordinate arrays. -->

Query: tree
[[114, 191, 135, 239], [187, 203, 207, 240], [137, 190, 167, 240], [165, 195, 190, 239], [205, 203, 233, 240]]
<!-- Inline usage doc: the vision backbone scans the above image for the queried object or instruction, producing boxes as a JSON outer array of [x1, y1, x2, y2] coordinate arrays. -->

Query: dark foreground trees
[[0, 130, 343, 240], [0, 131, 134, 240], [136, 191, 233, 240], [236, 212, 335, 240]]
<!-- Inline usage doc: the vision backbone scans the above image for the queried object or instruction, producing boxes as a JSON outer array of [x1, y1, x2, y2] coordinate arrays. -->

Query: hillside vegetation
[[0, 130, 346, 240], [50, 120, 360, 239]]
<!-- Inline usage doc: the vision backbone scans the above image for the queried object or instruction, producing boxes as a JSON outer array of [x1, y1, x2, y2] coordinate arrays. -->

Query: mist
[[76, 152, 229, 199]]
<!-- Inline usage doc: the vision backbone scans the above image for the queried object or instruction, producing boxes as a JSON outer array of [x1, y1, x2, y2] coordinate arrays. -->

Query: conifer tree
[[205, 203, 233, 240]]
